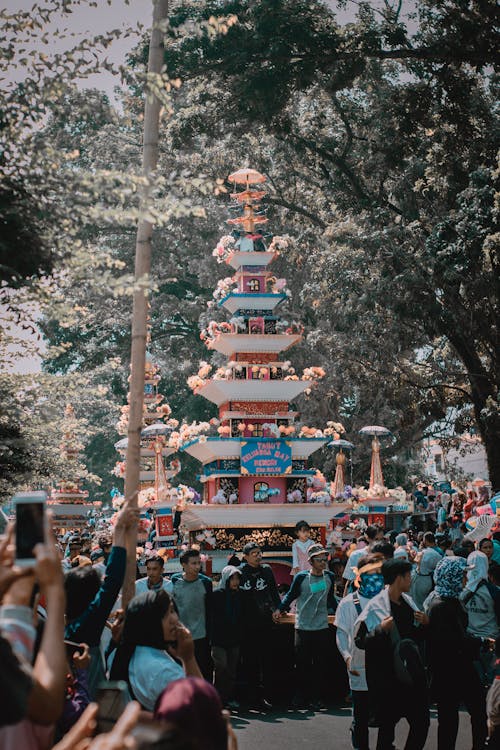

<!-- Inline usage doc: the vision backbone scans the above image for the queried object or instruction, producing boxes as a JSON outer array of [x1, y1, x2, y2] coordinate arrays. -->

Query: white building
[[422, 435, 489, 484]]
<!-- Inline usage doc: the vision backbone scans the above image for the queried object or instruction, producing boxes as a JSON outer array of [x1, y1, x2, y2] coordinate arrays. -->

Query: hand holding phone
[[65, 641, 90, 669], [95, 681, 129, 735], [14, 492, 46, 567], [0, 523, 34, 601]]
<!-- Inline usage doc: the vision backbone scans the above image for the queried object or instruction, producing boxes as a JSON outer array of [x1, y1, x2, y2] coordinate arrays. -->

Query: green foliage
[[156, 0, 499, 487]]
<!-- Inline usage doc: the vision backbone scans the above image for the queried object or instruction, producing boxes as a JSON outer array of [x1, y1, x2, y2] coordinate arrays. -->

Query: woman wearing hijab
[[110, 590, 201, 710], [427, 556, 488, 750], [462, 550, 500, 689]]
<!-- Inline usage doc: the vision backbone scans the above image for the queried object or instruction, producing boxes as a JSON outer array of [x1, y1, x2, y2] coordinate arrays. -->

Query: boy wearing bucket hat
[[273, 544, 338, 709]]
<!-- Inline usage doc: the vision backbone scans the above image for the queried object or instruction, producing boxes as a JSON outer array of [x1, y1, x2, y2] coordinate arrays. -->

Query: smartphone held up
[[13, 491, 47, 566]]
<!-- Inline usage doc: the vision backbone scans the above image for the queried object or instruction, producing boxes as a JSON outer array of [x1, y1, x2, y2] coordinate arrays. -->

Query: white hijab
[[465, 550, 489, 592]]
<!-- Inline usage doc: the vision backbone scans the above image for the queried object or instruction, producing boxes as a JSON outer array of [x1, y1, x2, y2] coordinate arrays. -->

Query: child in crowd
[[291, 520, 314, 576]]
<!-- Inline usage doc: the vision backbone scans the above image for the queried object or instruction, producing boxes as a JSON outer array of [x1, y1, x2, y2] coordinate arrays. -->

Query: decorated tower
[[114, 352, 180, 499], [181, 169, 340, 579], [49, 404, 100, 531]]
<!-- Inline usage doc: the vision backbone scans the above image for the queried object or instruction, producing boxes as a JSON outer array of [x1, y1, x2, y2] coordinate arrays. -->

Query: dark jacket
[[65, 545, 126, 647], [427, 595, 482, 691], [239, 562, 280, 628], [355, 597, 427, 720], [211, 582, 243, 648]]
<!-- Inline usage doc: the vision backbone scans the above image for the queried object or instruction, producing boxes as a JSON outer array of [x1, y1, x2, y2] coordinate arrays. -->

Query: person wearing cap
[[62, 536, 82, 572], [273, 543, 338, 710], [238, 542, 280, 711], [90, 548, 106, 578], [335, 554, 385, 750]]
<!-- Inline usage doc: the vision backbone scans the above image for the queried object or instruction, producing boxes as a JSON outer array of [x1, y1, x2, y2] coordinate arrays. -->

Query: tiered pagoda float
[[49, 404, 101, 532], [181, 168, 342, 580]]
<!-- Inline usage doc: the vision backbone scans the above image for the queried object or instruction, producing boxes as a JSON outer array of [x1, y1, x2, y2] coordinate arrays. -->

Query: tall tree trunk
[[445, 328, 500, 488], [472, 397, 500, 491], [122, 0, 169, 608]]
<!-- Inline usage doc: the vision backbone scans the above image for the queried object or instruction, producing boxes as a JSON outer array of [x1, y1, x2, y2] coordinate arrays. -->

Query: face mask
[[359, 572, 384, 599]]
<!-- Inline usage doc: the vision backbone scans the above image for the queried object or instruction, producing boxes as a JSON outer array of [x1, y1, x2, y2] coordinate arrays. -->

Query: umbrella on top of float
[[228, 168, 266, 185], [141, 422, 173, 438], [358, 425, 392, 436], [328, 439, 355, 449], [114, 437, 128, 451]]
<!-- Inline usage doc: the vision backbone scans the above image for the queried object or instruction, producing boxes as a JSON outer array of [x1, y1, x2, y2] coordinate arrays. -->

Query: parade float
[[178, 168, 350, 580], [48, 404, 101, 532]]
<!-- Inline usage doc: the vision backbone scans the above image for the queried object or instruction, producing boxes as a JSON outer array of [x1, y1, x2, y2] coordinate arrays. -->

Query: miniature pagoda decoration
[[359, 425, 392, 494], [49, 404, 100, 531], [114, 351, 181, 504]]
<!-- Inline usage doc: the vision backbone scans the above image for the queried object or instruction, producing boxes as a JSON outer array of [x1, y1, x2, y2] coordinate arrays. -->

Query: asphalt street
[[233, 707, 474, 749]]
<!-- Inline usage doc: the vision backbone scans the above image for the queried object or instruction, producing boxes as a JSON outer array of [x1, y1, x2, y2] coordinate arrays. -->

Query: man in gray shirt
[[171, 548, 213, 680], [274, 544, 338, 709]]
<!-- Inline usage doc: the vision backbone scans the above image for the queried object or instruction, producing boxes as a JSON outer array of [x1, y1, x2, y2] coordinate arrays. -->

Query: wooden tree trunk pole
[[122, 0, 169, 608]]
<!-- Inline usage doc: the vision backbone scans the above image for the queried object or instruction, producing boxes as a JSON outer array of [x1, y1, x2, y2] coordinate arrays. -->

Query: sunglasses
[[312, 556, 328, 562]]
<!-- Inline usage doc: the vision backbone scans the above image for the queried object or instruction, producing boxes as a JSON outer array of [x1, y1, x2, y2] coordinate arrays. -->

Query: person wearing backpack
[[336, 554, 385, 750], [427, 555, 490, 750], [461, 550, 500, 688], [354, 559, 429, 750]]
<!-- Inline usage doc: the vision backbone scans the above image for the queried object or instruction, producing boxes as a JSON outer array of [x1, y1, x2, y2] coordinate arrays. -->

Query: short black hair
[[179, 548, 201, 566], [366, 525, 381, 541], [65, 566, 101, 621], [372, 542, 394, 560], [382, 559, 412, 585], [295, 520, 311, 532], [478, 538, 493, 549], [146, 555, 165, 567]]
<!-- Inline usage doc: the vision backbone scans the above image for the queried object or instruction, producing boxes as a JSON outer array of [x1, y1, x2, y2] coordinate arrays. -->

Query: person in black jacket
[[210, 565, 243, 709], [238, 542, 281, 711], [426, 555, 490, 750]]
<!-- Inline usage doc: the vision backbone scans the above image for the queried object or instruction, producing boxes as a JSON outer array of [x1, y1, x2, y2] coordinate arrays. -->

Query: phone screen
[[95, 683, 128, 734], [15, 502, 45, 560]]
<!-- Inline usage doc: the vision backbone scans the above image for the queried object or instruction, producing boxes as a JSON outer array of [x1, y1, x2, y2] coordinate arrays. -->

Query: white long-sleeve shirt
[[335, 592, 370, 691]]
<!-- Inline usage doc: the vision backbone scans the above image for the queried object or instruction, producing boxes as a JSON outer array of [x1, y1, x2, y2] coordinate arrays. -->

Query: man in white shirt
[[135, 555, 172, 595], [336, 554, 385, 750]]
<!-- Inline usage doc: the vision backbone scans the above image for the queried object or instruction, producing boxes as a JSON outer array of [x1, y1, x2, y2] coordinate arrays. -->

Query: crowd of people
[[0, 486, 499, 750]]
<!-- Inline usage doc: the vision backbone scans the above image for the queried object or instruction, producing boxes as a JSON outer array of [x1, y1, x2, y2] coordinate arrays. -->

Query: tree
[[154, 0, 500, 486]]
